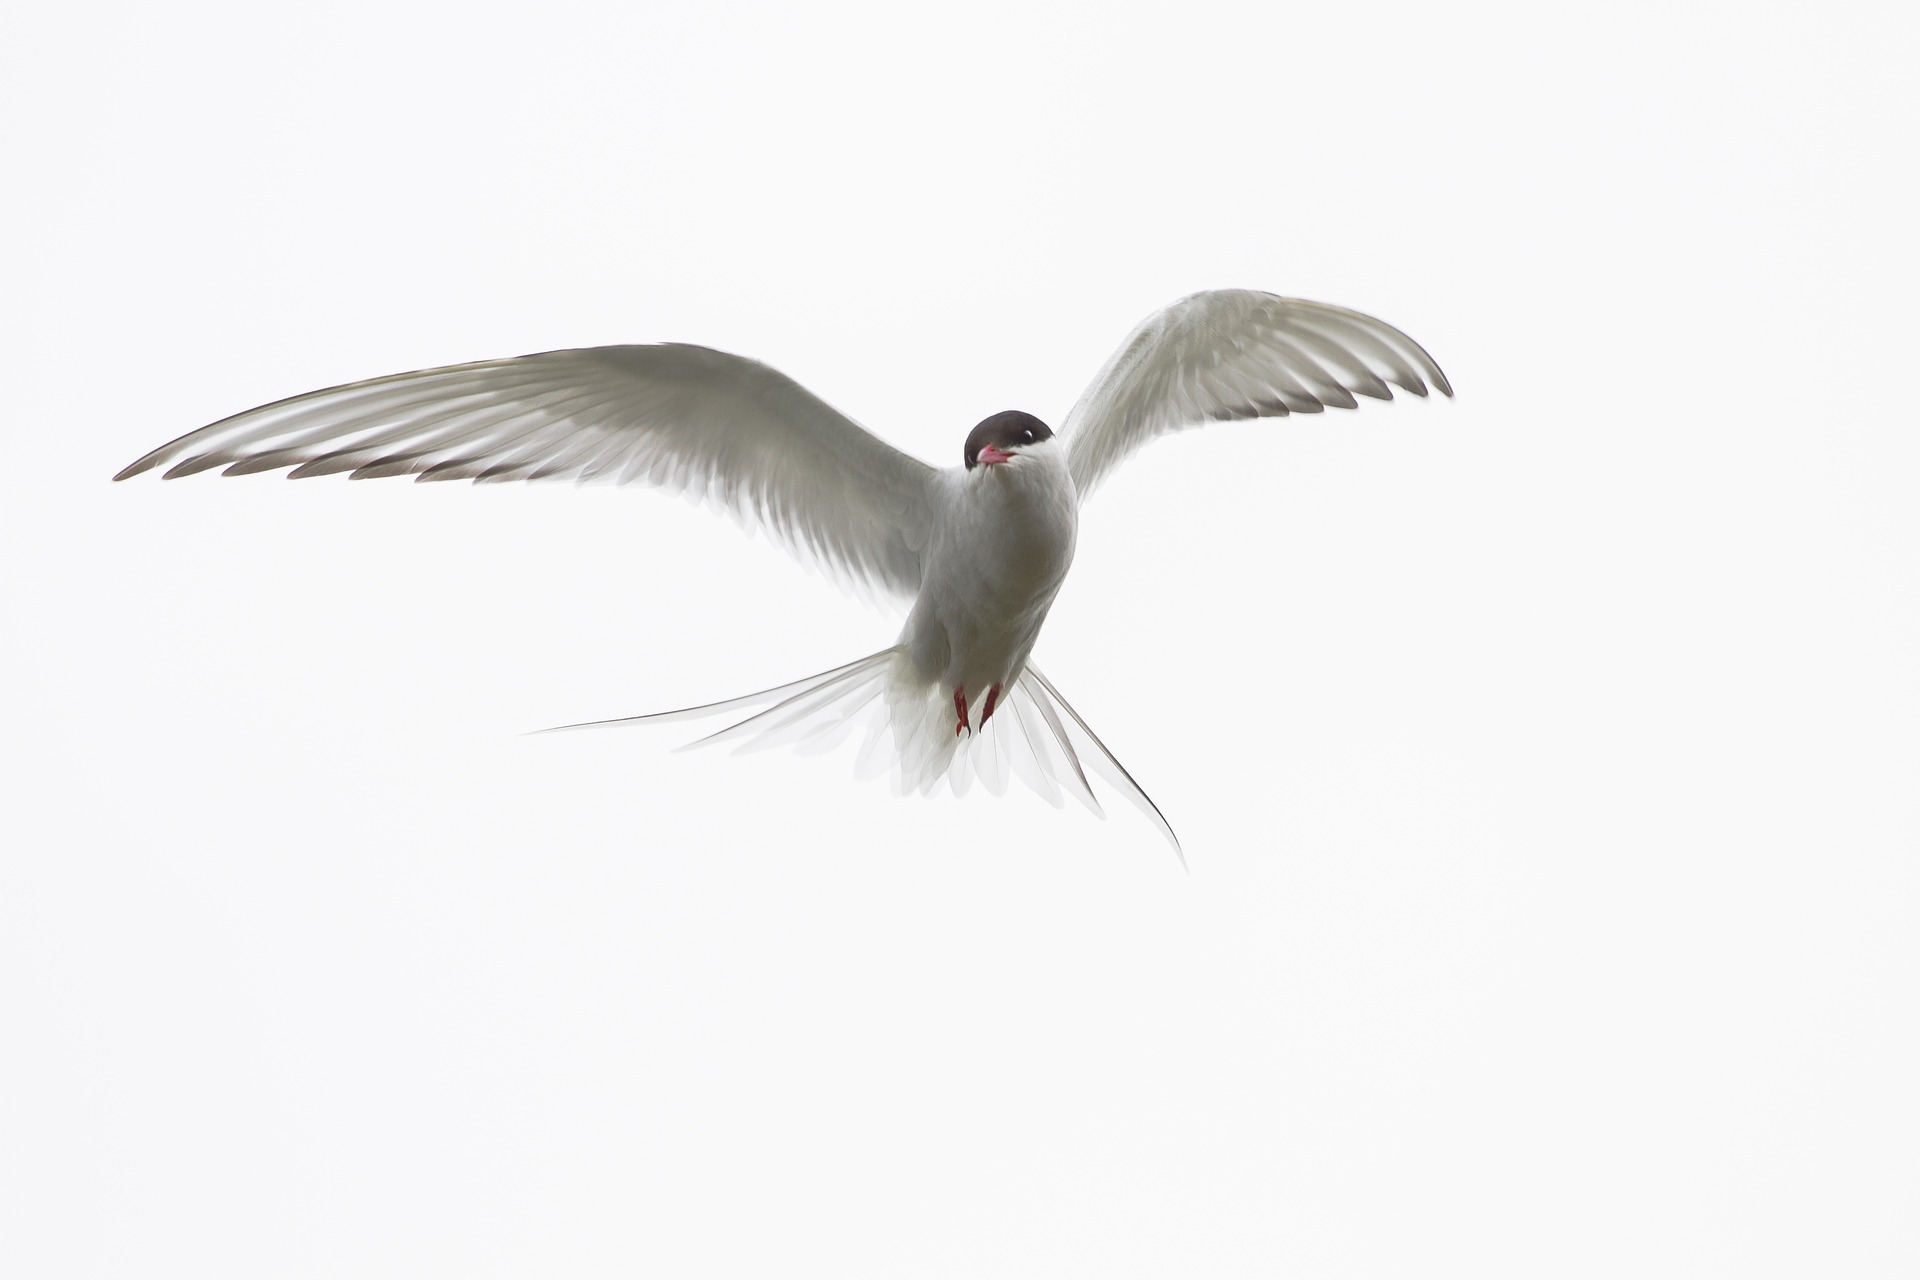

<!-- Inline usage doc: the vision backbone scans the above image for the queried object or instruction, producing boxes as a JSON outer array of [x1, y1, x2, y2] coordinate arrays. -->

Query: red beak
[[977, 444, 1016, 466]]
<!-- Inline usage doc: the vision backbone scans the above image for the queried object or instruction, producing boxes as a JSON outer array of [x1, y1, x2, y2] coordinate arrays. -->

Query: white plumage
[[117, 289, 1451, 854]]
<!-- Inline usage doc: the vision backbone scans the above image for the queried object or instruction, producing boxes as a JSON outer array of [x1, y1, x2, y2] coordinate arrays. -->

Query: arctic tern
[[117, 289, 1451, 853]]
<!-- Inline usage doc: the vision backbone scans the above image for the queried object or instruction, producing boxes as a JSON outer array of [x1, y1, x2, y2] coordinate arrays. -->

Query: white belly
[[900, 442, 1078, 699]]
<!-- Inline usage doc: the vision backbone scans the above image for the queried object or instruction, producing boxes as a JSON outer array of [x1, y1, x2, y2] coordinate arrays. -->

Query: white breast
[[900, 439, 1078, 694]]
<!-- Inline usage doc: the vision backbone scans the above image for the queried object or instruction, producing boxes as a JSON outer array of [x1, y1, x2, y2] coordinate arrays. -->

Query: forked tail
[[539, 649, 1180, 858]]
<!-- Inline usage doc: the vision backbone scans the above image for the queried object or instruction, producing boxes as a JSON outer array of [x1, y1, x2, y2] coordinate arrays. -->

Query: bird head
[[964, 410, 1054, 469]]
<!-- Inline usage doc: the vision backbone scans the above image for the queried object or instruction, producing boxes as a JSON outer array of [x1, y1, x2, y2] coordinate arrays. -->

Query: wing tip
[[160, 455, 230, 480], [115, 447, 184, 481]]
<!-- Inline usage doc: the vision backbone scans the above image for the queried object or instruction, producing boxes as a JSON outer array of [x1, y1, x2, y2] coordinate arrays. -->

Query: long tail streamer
[[539, 649, 1180, 859]]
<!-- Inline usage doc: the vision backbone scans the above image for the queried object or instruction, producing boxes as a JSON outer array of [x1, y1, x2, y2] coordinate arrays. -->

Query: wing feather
[[118, 343, 938, 600], [1064, 289, 1451, 498]]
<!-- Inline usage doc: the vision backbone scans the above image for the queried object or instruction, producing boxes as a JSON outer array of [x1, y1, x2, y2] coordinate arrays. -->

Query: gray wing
[[117, 343, 938, 600], [1063, 289, 1452, 500]]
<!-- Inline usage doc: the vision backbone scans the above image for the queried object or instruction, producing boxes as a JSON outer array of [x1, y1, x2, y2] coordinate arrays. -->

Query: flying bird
[[116, 289, 1451, 853]]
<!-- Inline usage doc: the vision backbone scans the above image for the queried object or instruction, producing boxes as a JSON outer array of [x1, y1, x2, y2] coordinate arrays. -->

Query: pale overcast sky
[[5, 1, 1917, 1276]]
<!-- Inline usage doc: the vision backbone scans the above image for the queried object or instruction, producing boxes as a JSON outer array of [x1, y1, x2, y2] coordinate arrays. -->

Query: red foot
[[980, 683, 1003, 727], [953, 687, 969, 736]]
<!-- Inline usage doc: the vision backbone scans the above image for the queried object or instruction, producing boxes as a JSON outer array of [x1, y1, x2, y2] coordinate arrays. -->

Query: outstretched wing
[[116, 343, 939, 600], [1063, 289, 1452, 499]]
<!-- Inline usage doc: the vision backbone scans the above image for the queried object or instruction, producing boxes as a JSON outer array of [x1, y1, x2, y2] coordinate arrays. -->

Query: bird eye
[[1021, 429, 1034, 442]]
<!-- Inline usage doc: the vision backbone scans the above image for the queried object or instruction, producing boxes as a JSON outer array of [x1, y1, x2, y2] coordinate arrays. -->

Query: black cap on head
[[964, 410, 1053, 469]]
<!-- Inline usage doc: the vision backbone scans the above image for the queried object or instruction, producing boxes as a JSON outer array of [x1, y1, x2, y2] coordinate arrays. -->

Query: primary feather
[[115, 343, 938, 601], [1063, 289, 1452, 498]]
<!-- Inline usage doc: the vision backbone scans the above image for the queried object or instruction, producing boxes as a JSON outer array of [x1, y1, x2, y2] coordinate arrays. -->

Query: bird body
[[910, 432, 1076, 710], [117, 289, 1452, 852]]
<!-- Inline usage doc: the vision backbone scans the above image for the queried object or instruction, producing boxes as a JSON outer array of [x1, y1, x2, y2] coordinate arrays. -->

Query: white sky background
[[4, 0, 1917, 1275]]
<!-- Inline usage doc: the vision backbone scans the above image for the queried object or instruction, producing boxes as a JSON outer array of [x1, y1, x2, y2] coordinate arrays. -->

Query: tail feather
[[1001, 688, 1068, 809], [538, 649, 1180, 857], [1005, 670, 1099, 812], [698, 660, 888, 754], [539, 652, 889, 732], [1020, 666, 1182, 861]]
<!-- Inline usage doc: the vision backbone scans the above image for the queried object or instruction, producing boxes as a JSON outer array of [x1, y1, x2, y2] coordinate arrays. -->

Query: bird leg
[[953, 687, 970, 737], [980, 683, 1003, 727]]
